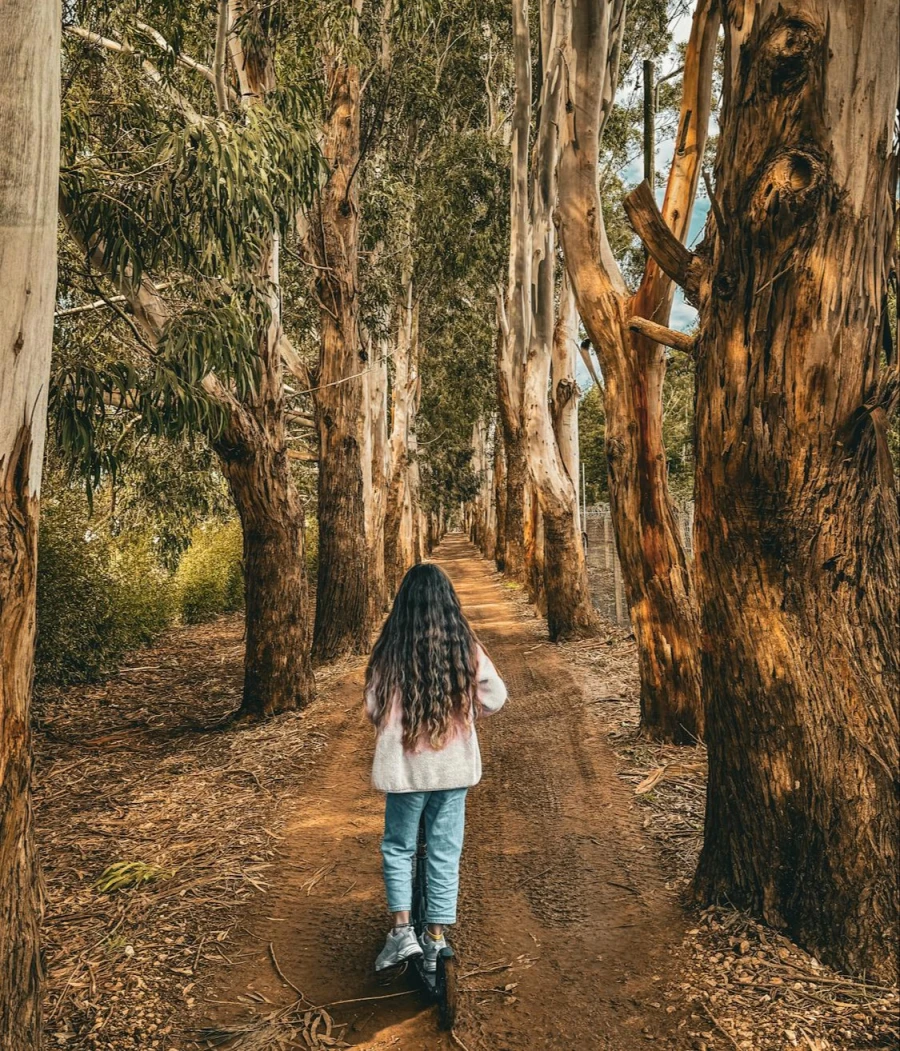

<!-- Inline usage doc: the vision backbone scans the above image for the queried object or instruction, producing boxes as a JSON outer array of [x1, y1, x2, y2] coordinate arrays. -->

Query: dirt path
[[206, 535, 688, 1049]]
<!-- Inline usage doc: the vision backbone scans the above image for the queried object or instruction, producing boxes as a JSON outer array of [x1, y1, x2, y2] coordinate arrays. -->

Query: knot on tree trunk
[[747, 149, 824, 232], [756, 15, 822, 97]]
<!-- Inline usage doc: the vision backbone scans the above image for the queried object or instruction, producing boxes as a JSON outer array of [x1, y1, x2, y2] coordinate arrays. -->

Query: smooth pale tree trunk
[[493, 424, 508, 568], [558, 0, 715, 741], [495, 0, 531, 582], [384, 283, 418, 595], [311, 41, 370, 659], [693, 0, 899, 981], [523, 0, 599, 640], [551, 276, 581, 537], [363, 345, 389, 618], [0, 1, 60, 1043]]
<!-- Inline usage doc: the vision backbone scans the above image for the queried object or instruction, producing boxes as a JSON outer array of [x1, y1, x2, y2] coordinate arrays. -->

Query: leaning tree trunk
[[0, 1, 60, 1043], [523, 0, 599, 640], [558, 0, 714, 742], [311, 48, 370, 660], [693, 0, 899, 982]]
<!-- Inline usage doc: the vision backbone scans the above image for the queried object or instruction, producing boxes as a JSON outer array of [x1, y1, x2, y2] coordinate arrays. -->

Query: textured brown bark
[[558, 0, 713, 741], [693, 0, 899, 981], [215, 422, 314, 719], [502, 434, 528, 579], [0, 1, 60, 1041], [0, 434, 44, 1050], [311, 45, 370, 659]]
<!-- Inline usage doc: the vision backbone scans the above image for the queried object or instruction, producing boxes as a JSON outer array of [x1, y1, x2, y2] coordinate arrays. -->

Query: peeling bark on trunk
[[558, 0, 714, 741], [693, 0, 899, 981], [0, 1, 60, 1042], [523, 0, 599, 639], [311, 39, 370, 660]]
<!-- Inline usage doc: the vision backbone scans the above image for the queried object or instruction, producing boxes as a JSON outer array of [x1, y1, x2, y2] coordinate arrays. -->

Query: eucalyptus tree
[[501, 0, 600, 639], [357, 0, 509, 587], [692, 0, 899, 981], [57, 0, 320, 718], [557, 0, 716, 741], [0, 2, 60, 1043]]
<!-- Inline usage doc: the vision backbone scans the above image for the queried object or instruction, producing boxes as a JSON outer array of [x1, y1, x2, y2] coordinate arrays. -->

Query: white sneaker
[[418, 929, 446, 973], [375, 926, 424, 971]]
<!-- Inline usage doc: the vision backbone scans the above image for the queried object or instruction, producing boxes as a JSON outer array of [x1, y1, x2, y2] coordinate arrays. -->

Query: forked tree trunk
[[558, 0, 714, 742], [693, 0, 899, 981], [523, 0, 599, 639], [311, 42, 370, 660], [0, 1, 60, 1042]]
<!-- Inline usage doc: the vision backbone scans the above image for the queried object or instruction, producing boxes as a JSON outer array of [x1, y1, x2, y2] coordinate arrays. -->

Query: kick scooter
[[411, 813, 459, 1030]]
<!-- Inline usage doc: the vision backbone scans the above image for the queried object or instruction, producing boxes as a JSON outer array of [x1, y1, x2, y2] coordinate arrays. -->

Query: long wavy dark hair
[[366, 563, 479, 751]]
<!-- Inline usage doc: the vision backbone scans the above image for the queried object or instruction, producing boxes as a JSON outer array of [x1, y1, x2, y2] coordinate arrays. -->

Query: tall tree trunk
[[0, 1, 60, 1042], [523, 0, 599, 639], [551, 275, 581, 536], [311, 39, 370, 660], [493, 422, 508, 568], [363, 344, 389, 618], [496, 0, 531, 582], [558, 0, 714, 742], [693, 0, 899, 981], [204, 18, 319, 716], [215, 440, 314, 718], [384, 280, 417, 595]]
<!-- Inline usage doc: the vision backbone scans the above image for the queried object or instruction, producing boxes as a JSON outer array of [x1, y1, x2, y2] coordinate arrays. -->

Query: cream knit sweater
[[365, 645, 507, 793]]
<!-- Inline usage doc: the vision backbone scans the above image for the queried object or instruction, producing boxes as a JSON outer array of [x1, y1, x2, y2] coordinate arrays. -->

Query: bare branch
[[624, 180, 702, 302], [214, 1, 231, 113], [64, 24, 202, 124], [628, 316, 696, 355]]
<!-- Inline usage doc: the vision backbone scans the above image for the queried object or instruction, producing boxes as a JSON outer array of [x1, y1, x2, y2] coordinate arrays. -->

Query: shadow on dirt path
[[203, 534, 688, 1050]]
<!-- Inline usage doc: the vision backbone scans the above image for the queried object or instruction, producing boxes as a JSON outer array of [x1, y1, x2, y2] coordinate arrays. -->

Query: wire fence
[[583, 503, 695, 627]]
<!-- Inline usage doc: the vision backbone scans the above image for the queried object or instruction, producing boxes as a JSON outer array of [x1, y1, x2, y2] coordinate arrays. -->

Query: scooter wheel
[[436, 951, 458, 1031]]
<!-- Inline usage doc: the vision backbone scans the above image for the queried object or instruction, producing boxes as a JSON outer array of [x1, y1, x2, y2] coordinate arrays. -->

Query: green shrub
[[174, 521, 244, 623], [36, 496, 176, 685]]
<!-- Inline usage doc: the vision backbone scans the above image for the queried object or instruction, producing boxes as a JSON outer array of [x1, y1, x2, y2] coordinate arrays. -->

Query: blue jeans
[[381, 788, 468, 925]]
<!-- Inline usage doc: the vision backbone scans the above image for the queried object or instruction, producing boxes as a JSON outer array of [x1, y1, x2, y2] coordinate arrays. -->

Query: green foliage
[[95, 860, 175, 893], [36, 485, 175, 685], [174, 521, 244, 623], [579, 352, 696, 507], [578, 384, 609, 504]]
